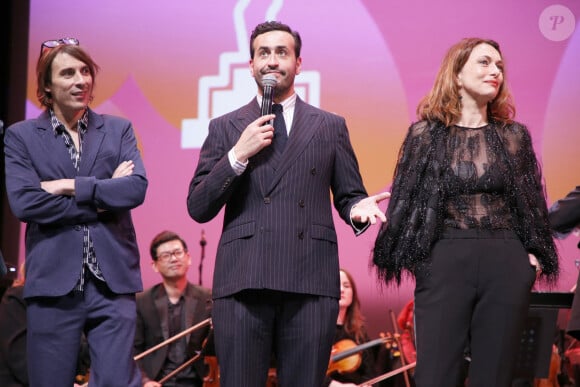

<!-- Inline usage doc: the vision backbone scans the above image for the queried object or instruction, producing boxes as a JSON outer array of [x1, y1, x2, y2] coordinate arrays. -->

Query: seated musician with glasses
[[134, 231, 212, 387], [4, 38, 147, 387]]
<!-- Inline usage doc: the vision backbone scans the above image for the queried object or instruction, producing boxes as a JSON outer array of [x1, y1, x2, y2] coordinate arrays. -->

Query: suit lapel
[[233, 98, 320, 195], [232, 100, 277, 196], [79, 110, 105, 176], [35, 112, 78, 177], [184, 284, 200, 344], [153, 286, 170, 340], [265, 98, 320, 194], [231, 99, 260, 134]]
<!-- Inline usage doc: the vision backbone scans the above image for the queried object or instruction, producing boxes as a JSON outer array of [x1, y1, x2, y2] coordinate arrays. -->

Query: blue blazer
[[4, 109, 148, 298], [187, 97, 368, 299]]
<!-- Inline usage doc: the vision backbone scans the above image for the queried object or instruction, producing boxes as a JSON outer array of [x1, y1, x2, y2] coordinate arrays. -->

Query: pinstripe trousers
[[212, 289, 338, 387]]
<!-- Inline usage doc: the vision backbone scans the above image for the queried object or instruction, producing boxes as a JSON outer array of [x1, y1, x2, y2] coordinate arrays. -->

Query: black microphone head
[[260, 74, 277, 117], [262, 74, 277, 89]]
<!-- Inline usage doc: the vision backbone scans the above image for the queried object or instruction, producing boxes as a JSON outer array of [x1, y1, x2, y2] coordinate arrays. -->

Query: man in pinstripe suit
[[187, 21, 389, 387]]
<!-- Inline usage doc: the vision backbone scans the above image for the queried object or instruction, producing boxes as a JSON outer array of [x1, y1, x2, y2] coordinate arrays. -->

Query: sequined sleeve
[[372, 121, 447, 285]]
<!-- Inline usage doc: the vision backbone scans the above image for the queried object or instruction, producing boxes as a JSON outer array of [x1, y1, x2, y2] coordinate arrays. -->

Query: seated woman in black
[[324, 269, 375, 387]]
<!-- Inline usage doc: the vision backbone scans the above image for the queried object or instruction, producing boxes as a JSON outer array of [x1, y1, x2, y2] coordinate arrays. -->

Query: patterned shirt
[[49, 109, 105, 291]]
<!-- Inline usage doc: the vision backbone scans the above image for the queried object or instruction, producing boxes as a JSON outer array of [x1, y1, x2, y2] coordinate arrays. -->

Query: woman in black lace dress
[[372, 38, 558, 387]]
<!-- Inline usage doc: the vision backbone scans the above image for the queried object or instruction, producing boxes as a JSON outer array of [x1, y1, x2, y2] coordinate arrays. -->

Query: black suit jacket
[[549, 186, 580, 338], [549, 185, 580, 235], [134, 282, 212, 384], [187, 97, 368, 299]]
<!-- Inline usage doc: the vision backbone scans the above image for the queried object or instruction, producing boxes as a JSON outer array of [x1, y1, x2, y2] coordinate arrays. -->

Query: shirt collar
[[49, 109, 89, 136], [256, 93, 297, 112]]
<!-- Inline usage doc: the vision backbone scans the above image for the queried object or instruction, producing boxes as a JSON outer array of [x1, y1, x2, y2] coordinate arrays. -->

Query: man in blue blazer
[[187, 21, 389, 387], [4, 39, 147, 386]]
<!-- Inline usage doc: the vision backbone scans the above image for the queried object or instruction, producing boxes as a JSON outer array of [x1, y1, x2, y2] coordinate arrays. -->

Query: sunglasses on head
[[40, 38, 79, 54]]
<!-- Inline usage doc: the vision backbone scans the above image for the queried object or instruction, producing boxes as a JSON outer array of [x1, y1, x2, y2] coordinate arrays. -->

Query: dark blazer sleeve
[[134, 287, 165, 383], [185, 284, 213, 379], [4, 112, 147, 225], [549, 185, 580, 234], [74, 114, 147, 212], [327, 112, 369, 226], [4, 118, 96, 225], [187, 104, 252, 224]]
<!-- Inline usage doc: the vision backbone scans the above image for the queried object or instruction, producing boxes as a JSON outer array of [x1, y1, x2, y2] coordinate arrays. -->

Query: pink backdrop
[[22, 0, 580, 336]]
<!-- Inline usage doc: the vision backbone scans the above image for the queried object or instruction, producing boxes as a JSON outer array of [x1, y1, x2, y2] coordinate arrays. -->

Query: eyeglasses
[[156, 248, 187, 262], [40, 37, 79, 54]]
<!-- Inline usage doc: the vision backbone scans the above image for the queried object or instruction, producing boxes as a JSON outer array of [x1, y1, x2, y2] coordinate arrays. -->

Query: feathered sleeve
[[372, 121, 446, 286], [499, 122, 558, 281]]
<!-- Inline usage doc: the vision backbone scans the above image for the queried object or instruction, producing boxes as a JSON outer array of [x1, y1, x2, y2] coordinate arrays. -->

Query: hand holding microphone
[[261, 74, 277, 124], [233, 74, 278, 162]]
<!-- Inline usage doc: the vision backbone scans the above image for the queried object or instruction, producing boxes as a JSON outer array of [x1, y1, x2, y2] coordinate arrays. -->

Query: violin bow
[[134, 318, 212, 361], [158, 352, 202, 384], [357, 362, 416, 386], [331, 336, 393, 363], [157, 321, 215, 384], [389, 309, 411, 387]]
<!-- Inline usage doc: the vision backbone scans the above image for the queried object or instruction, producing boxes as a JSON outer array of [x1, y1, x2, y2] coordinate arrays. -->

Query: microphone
[[261, 74, 277, 124], [199, 230, 206, 286]]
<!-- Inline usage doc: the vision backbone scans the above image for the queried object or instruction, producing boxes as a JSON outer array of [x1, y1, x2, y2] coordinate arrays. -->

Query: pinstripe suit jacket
[[187, 97, 368, 299]]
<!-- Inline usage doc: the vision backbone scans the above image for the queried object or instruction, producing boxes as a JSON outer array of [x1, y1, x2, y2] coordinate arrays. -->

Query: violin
[[201, 330, 219, 387], [327, 336, 393, 375], [379, 331, 401, 358], [203, 355, 219, 387], [201, 355, 279, 386], [327, 339, 362, 375]]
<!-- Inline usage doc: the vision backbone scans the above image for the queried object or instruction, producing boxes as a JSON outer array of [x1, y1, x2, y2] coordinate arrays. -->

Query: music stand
[[513, 307, 559, 379], [0, 248, 6, 277]]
